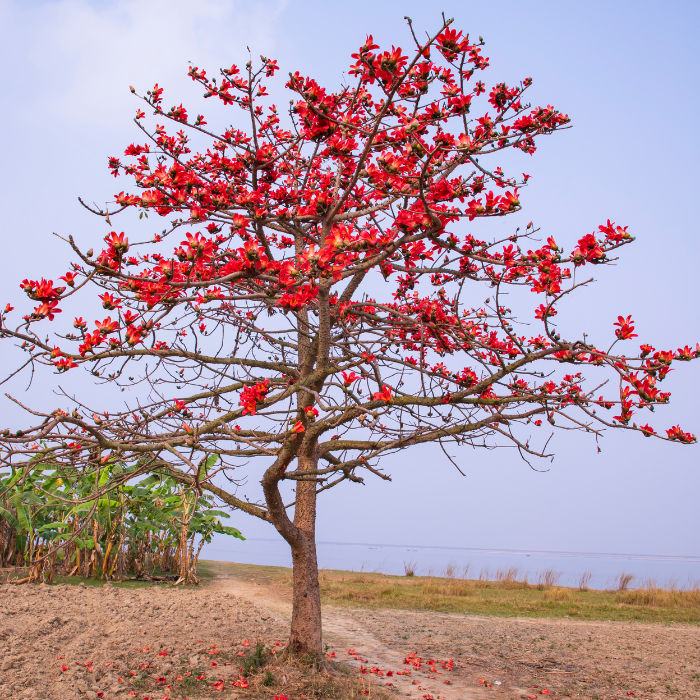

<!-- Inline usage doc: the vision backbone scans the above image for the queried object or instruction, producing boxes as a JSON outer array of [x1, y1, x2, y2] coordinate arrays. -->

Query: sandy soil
[[1, 568, 699, 700], [0, 580, 288, 700]]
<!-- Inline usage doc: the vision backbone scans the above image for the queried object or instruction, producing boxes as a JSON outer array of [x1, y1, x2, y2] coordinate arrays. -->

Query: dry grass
[[537, 568, 563, 587], [201, 562, 700, 625], [494, 565, 520, 582], [308, 568, 700, 623], [578, 570, 592, 591], [616, 579, 700, 608], [543, 586, 573, 602], [442, 561, 458, 578], [616, 571, 635, 591], [314, 571, 700, 622]]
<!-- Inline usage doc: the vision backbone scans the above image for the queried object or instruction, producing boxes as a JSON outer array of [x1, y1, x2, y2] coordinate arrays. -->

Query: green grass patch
[[50, 574, 154, 589]]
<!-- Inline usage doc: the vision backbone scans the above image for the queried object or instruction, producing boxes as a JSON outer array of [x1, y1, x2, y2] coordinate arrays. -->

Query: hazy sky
[[0, 0, 698, 556]]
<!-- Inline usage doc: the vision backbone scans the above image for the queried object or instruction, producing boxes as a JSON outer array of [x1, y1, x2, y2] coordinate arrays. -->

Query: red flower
[[239, 379, 270, 416], [572, 233, 605, 265], [55, 357, 78, 372], [98, 292, 122, 310], [341, 371, 359, 386], [125, 324, 143, 346], [95, 317, 119, 335], [291, 420, 305, 434], [666, 425, 696, 443], [535, 304, 556, 320], [614, 315, 638, 340], [59, 272, 78, 287], [373, 385, 393, 403]]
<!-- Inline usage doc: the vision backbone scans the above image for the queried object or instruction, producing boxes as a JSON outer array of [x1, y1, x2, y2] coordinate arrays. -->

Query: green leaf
[[0, 505, 20, 530], [201, 509, 231, 519], [214, 524, 245, 540], [36, 522, 71, 533], [16, 505, 32, 533]]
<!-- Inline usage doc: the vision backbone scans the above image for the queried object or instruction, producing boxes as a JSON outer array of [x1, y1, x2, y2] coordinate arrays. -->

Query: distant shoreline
[[231, 537, 700, 564]]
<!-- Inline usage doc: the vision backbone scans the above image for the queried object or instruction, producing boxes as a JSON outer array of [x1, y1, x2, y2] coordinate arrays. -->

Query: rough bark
[[288, 529, 322, 659], [288, 449, 323, 659], [263, 446, 324, 660]]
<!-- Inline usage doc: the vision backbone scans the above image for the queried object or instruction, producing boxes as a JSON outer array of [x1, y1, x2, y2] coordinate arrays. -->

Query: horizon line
[[220, 537, 700, 563]]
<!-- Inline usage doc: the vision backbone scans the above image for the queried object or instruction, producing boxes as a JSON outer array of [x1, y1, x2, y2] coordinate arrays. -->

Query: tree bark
[[288, 452, 322, 659], [263, 446, 324, 661], [260, 290, 326, 661], [288, 529, 322, 659]]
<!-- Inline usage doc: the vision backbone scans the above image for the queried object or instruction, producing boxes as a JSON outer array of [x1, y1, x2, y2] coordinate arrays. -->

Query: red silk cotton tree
[[0, 17, 697, 657]]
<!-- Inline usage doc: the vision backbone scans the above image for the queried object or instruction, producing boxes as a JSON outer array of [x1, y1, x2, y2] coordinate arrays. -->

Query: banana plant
[[0, 460, 243, 583]]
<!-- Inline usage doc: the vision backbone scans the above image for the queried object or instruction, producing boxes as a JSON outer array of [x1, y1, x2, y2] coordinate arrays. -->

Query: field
[[1, 561, 699, 699], [206, 561, 700, 624]]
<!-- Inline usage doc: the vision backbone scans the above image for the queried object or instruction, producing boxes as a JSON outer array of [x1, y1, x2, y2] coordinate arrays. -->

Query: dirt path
[[209, 568, 486, 700], [207, 564, 700, 700]]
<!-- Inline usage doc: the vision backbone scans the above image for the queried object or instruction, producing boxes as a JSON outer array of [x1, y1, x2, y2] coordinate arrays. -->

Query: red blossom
[[372, 385, 393, 404], [666, 425, 696, 443], [614, 315, 638, 340], [239, 379, 270, 416]]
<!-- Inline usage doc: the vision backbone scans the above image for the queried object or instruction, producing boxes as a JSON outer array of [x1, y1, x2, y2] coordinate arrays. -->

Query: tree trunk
[[287, 453, 322, 660], [178, 520, 190, 581], [288, 531, 322, 659]]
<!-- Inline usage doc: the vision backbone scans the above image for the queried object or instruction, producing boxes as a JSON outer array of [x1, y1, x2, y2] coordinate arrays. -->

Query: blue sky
[[0, 0, 698, 556]]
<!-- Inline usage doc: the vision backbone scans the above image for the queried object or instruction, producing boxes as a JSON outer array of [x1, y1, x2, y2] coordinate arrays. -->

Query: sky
[[0, 0, 698, 557]]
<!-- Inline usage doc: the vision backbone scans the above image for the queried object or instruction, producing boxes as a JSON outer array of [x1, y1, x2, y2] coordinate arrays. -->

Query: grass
[[317, 572, 700, 623], [1, 563, 216, 590], [202, 561, 700, 624]]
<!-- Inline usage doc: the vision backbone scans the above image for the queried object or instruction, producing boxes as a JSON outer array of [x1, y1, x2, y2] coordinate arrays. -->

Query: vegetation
[[212, 561, 700, 624], [0, 463, 243, 583], [317, 572, 700, 623]]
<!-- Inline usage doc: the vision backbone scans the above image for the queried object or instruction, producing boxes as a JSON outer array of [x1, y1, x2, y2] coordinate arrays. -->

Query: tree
[[0, 16, 697, 659]]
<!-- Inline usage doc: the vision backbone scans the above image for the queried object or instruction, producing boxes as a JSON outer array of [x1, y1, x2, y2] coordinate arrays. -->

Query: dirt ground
[[1, 566, 699, 700], [0, 579, 289, 700]]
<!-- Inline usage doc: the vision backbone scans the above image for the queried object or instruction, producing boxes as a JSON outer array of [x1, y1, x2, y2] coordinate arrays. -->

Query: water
[[202, 537, 700, 590]]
